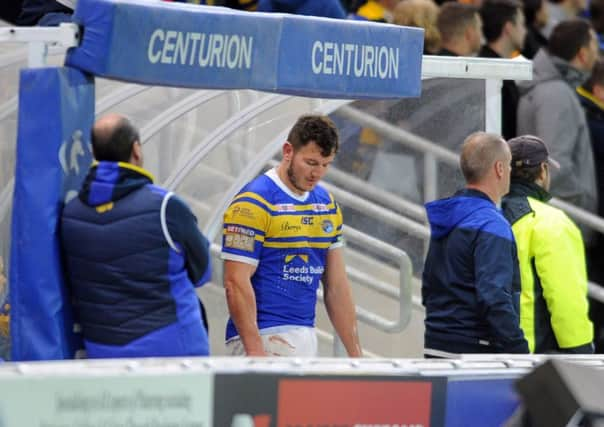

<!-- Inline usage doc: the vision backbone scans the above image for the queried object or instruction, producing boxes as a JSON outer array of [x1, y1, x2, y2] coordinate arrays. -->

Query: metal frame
[[336, 104, 604, 303], [422, 55, 532, 81], [0, 23, 79, 67]]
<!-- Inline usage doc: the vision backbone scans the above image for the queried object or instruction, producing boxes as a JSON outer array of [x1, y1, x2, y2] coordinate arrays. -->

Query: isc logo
[[301, 216, 314, 225]]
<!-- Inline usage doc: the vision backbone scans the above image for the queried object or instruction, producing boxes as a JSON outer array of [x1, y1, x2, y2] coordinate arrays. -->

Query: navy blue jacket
[[422, 189, 529, 354], [61, 162, 211, 358]]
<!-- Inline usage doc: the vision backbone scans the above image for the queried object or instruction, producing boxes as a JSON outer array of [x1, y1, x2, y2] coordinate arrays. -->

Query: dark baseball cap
[[507, 135, 560, 170]]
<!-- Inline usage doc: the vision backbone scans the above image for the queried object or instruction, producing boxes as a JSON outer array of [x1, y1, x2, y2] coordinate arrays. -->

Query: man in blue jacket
[[422, 132, 529, 357], [61, 114, 211, 358]]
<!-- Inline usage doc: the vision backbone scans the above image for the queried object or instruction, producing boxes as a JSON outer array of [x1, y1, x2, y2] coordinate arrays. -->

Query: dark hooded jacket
[[517, 49, 597, 220], [423, 189, 529, 354], [61, 162, 211, 358]]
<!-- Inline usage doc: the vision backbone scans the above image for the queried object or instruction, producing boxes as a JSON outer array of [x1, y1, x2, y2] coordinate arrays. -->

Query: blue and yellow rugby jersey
[[222, 168, 344, 340]]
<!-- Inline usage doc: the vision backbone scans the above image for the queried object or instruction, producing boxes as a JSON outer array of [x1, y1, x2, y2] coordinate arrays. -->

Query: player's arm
[[223, 260, 266, 356], [222, 195, 269, 356], [322, 247, 362, 357]]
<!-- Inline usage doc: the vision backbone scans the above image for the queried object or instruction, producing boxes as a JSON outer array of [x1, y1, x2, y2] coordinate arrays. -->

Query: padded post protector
[[515, 359, 604, 427], [10, 67, 94, 361], [65, 0, 424, 99]]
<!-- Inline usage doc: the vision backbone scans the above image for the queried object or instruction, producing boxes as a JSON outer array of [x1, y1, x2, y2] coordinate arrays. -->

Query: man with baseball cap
[[502, 135, 594, 354]]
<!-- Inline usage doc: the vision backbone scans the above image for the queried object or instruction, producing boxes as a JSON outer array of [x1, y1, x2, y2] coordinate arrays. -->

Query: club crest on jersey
[[321, 219, 334, 233]]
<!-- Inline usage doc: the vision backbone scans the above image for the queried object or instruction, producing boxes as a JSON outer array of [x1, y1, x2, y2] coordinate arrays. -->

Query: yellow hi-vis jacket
[[502, 181, 594, 353]]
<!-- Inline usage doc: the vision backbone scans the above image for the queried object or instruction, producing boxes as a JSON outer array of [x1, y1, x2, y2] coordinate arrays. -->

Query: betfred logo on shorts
[[277, 379, 432, 427]]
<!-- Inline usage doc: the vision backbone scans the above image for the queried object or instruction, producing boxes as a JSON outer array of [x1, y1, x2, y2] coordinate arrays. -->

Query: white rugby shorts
[[226, 326, 317, 357]]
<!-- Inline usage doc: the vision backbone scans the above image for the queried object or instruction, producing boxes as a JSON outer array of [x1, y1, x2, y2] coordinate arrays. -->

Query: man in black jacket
[[479, 0, 527, 140]]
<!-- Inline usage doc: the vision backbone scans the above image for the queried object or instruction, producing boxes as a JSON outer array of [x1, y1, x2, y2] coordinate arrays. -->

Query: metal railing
[[334, 104, 604, 303], [326, 226, 413, 334]]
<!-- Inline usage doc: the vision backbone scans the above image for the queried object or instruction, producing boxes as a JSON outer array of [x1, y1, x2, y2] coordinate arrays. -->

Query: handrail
[[334, 105, 459, 165], [325, 167, 426, 222], [589, 282, 604, 302], [335, 104, 604, 303], [322, 182, 430, 239], [338, 226, 413, 333], [336, 105, 604, 235]]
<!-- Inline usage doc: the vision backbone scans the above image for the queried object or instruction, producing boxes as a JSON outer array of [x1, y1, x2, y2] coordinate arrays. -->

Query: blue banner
[[65, 0, 423, 98], [445, 377, 519, 426], [10, 67, 94, 361]]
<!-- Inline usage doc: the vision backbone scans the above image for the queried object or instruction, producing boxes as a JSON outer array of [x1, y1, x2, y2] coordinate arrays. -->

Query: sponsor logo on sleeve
[[232, 206, 256, 220], [224, 225, 255, 252]]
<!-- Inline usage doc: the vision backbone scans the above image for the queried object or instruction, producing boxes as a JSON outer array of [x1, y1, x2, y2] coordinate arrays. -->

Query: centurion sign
[[65, 0, 423, 98]]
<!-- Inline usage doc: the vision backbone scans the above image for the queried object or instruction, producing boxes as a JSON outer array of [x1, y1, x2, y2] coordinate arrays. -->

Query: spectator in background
[[521, 0, 549, 58], [517, 19, 599, 232], [589, 0, 604, 52], [578, 59, 604, 221], [479, 0, 526, 140], [355, 0, 400, 22], [542, 0, 587, 37], [437, 2, 483, 55], [577, 60, 604, 352], [422, 132, 529, 357], [394, 0, 441, 54], [61, 114, 212, 358], [257, 0, 347, 18], [502, 135, 594, 354]]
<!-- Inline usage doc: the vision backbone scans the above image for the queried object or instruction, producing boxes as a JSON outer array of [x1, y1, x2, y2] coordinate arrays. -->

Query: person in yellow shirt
[[502, 135, 594, 353]]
